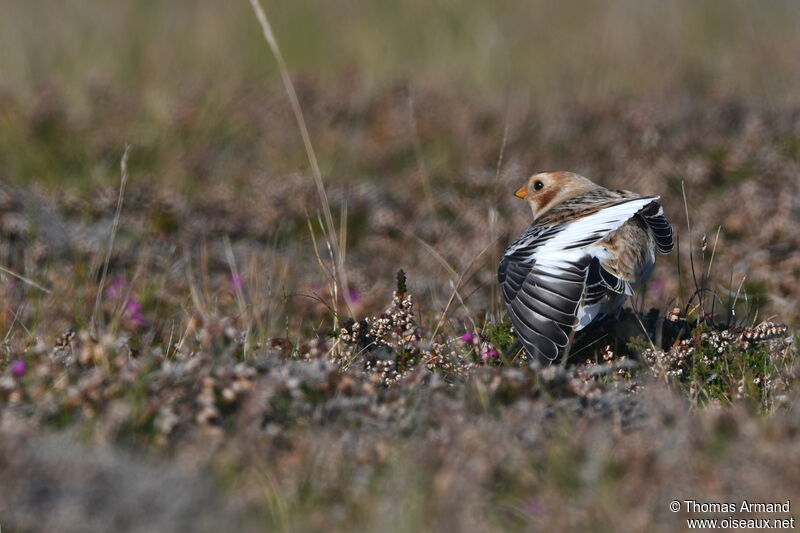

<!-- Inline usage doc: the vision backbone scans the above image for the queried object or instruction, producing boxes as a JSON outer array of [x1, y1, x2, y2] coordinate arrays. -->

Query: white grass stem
[[90, 144, 130, 337], [247, 0, 353, 316], [706, 225, 722, 279], [0, 266, 51, 294]]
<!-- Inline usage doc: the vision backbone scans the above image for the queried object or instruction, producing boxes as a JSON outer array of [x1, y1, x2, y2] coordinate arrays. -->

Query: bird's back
[[596, 215, 657, 288], [499, 186, 673, 363]]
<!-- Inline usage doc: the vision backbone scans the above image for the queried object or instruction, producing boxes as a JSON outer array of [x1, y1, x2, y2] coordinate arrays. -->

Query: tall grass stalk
[[224, 235, 250, 358], [247, 0, 353, 328], [90, 144, 130, 338], [0, 266, 50, 294]]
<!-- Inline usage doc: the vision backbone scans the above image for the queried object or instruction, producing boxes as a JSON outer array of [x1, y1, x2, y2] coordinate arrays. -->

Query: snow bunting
[[498, 171, 673, 364]]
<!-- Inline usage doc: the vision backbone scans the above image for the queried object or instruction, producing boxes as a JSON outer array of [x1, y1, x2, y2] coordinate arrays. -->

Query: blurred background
[[2, 0, 800, 186], [2, 0, 800, 335], [3, 1, 800, 100], [2, 2, 800, 532], [1, 0, 799, 332]]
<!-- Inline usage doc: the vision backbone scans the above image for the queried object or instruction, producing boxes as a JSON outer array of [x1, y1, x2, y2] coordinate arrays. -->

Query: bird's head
[[514, 171, 600, 220]]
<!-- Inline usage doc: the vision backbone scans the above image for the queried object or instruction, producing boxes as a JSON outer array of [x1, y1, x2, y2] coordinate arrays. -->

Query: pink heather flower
[[105, 277, 128, 300], [230, 274, 245, 293], [10, 360, 25, 377], [124, 300, 148, 327], [524, 498, 545, 517], [347, 287, 361, 304], [650, 279, 665, 297], [461, 331, 475, 343], [481, 346, 500, 363]]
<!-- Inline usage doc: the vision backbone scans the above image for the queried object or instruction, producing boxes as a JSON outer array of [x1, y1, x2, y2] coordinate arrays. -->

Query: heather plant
[[1, 1, 800, 531]]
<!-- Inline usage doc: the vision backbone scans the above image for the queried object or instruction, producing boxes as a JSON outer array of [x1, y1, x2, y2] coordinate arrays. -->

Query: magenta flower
[[524, 498, 545, 517], [347, 287, 361, 304], [124, 299, 148, 327], [481, 346, 500, 363], [10, 360, 25, 377], [230, 274, 245, 293], [461, 331, 475, 343], [650, 279, 665, 297], [105, 277, 128, 300]]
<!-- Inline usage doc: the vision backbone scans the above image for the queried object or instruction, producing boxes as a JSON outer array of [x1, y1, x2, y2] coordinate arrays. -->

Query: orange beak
[[514, 185, 527, 199]]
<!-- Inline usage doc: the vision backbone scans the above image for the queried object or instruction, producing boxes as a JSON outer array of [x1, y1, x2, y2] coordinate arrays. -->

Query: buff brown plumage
[[499, 172, 673, 364]]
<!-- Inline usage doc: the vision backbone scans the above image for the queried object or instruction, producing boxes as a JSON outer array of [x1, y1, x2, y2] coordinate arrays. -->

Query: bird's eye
[[534, 180, 544, 190]]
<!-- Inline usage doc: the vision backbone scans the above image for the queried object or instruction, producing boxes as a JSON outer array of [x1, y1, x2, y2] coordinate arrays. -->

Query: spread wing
[[499, 196, 660, 363], [638, 201, 673, 253]]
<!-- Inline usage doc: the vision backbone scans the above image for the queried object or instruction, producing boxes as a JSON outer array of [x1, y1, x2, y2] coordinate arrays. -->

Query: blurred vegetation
[[3, 0, 800, 100], [2, 0, 800, 191], [1, 1, 800, 532]]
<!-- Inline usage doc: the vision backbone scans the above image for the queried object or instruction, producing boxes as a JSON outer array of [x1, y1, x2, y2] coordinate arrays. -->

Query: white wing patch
[[500, 196, 660, 363], [536, 196, 658, 259]]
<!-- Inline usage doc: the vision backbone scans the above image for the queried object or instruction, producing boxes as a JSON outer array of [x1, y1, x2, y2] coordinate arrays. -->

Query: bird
[[498, 171, 673, 364]]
